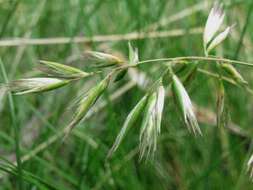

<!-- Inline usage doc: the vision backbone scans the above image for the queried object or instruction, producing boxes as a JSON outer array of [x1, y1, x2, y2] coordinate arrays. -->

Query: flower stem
[[113, 56, 253, 73], [137, 56, 253, 67]]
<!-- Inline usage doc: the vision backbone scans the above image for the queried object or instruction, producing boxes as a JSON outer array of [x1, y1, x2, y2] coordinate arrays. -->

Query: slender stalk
[[197, 68, 253, 96], [137, 56, 253, 67], [0, 59, 23, 189], [114, 56, 253, 72], [197, 68, 236, 85], [113, 56, 253, 77]]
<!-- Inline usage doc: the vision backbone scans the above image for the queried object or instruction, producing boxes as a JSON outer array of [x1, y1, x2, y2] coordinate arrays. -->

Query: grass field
[[1, 0, 253, 189]]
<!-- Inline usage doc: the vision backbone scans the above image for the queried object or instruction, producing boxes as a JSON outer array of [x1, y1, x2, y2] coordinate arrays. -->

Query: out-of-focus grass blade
[[114, 69, 128, 82], [0, 157, 62, 190]]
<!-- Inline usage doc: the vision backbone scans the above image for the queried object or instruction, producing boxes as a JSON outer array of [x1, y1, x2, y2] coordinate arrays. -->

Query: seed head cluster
[[1, 1, 253, 181]]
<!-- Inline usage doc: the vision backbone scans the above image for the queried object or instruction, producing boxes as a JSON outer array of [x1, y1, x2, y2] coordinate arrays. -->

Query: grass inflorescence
[[1, 1, 253, 189]]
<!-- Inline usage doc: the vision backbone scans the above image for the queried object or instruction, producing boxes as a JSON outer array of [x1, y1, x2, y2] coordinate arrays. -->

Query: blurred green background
[[1, 0, 253, 189]]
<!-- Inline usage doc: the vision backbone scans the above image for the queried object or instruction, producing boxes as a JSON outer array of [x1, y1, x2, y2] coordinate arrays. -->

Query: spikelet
[[139, 92, 157, 159], [114, 42, 139, 82], [6, 78, 70, 95], [221, 63, 248, 86], [139, 84, 165, 159], [204, 2, 225, 46], [128, 42, 139, 65], [39, 60, 91, 79], [155, 85, 165, 134], [172, 74, 202, 136], [64, 76, 110, 136], [203, 2, 234, 54], [84, 51, 123, 67], [206, 25, 234, 53]]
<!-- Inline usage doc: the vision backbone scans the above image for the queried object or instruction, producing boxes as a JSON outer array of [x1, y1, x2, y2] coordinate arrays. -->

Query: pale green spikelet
[[114, 42, 139, 82], [39, 60, 91, 79], [206, 26, 233, 53], [84, 51, 123, 67], [172, 74, 202, 136], [139, 92, 157, 159], [221, 63, 248, 86], [6, 78, 70, 95], [139, 84, 165, 160], [155, 85, 165, 134], [128, 42, 139, 65], [64, 76, 111, 136]]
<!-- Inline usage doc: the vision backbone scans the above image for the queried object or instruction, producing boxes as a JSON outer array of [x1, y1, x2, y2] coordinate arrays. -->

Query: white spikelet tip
[[207, 24, 235, 53], [172, 75, 202, 136], [204, 2, 225, 46], [139, 93, 158, 160], [155, 85, 165, 134], [139, 85, 166, 160]]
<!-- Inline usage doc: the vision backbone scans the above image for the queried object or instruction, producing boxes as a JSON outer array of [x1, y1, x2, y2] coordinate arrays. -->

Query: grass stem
[[137, 56, 253, 67], [0, 59, 23, 189]]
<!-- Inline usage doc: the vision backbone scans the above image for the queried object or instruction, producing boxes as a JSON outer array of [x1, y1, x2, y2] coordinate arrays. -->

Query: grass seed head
[[203, 2, 234, 54], [155, 85, 165, 134], [6, 78, 70, 95], [204, 2, 225, 47], [84, 51, 123, 67], [39, 60, 90, 79], [139, 92, 158, 159], [172, 74, 202, 136], [221, 63, 248, 85], [113, 42, 139, 82], [64, 76, 111, 136], [107, 95, 148, 158], [206, 25, 234, 53], [139, 84, 165, 160]]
